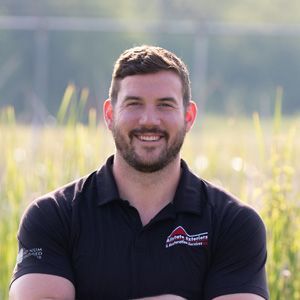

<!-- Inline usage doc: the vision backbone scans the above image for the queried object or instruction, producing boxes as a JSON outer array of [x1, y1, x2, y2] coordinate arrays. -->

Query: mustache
[[129, 127, 169, 139]]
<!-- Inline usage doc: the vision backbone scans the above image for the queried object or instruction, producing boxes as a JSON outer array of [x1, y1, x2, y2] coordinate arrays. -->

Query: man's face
[[107, 71, 192, 173]]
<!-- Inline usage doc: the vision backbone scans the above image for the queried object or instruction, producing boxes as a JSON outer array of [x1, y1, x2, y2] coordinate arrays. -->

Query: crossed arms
[[9, 274, 265, 300]]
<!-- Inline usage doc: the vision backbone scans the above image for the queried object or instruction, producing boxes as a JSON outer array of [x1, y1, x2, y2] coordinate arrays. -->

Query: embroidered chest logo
[[165, 226, 208, 248]]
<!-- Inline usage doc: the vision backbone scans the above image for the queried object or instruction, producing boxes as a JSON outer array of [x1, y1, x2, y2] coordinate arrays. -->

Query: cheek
[[166, 114, 185, 128], [113, 113, 138, 131]]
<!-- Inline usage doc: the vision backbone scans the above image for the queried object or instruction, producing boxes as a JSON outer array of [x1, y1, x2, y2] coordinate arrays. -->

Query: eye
[[127, 101, 141, 106], [158, 102, 174, 108]]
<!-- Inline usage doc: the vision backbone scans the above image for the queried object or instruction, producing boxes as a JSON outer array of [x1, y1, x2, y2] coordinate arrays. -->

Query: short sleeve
[[10, 196, 74, 286], [204, 206, 269, 300]]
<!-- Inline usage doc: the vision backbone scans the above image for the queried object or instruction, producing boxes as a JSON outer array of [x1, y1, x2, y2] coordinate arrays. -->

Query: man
[[10, 45, 269, 300]]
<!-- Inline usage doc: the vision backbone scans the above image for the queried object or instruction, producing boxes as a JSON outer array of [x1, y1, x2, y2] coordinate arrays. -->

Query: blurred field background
[[1, 1, 300, 299]]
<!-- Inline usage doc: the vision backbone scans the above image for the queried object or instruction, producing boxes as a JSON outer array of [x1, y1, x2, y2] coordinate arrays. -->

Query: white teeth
[[138, 135, 160, 141]]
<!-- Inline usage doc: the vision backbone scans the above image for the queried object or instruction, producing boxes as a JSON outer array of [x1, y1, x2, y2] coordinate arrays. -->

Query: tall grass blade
[[78, 88, 89, 122], [88, 108, 97, 128], [57, 83, 75, 125], [0, 106, 15, 125], [273, 86, 283, 135], [252, 112, 265, 162]]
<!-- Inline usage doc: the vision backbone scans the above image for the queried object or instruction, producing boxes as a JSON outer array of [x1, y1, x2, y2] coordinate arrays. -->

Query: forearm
[[9, 274, 75, 300]]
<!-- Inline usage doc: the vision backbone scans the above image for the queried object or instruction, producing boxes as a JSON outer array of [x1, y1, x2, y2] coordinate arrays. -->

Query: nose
[[138, 106, 161, 127]]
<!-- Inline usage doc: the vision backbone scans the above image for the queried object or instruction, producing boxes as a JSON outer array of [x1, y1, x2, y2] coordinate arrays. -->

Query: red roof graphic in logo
[[166, 226, 208, 248], [169, 226, 188, 237]]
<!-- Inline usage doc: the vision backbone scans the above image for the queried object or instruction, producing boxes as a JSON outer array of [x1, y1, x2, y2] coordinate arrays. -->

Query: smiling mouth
[[135, 134, 163, 142], [131, 128, 167, 142]]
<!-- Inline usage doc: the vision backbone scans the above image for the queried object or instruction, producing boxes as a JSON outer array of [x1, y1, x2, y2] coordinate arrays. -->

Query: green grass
[[0, 101, 299, 299]]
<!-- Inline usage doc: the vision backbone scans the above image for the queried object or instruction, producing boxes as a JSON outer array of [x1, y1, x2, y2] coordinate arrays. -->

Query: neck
[[112, 153, 181, 225]]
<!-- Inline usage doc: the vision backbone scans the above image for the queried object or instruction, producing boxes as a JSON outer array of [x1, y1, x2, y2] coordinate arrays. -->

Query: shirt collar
[[95, 155, 204, 216], [173, 159, 204, 216], [96, 155, 121, 206]]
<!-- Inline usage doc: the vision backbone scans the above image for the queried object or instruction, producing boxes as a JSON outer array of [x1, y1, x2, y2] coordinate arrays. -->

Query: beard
[[112, 124, 186, 173]]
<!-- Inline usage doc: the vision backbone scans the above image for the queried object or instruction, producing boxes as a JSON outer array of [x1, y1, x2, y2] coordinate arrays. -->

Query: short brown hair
[[109, 45, 191, 107]]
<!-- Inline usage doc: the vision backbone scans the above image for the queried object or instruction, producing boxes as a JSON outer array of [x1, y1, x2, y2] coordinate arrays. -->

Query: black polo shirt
[[11, 156, 269, 299]]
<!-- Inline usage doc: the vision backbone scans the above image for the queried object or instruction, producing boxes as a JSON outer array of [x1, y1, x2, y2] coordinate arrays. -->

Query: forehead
[[117, 71, 183, 101]]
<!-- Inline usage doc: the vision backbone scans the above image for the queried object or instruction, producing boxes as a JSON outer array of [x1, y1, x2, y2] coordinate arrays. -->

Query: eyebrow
[[123, 96, 177, 103], [123, 95, 178, 106], [123, 96, 142, 102]]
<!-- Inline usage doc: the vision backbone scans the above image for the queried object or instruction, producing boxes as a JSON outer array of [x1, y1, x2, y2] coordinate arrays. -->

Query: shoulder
[[199, 175, 263, 221], [197, 178, 267, 258], [180, 161, 264, 227], [19, 169, 100, 232], [187, 170, 266, 239], [33, 168, 99, 206]]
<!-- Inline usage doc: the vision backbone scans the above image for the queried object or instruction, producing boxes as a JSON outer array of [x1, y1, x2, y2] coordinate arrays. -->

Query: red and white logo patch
[[166, 226, 208, 248]]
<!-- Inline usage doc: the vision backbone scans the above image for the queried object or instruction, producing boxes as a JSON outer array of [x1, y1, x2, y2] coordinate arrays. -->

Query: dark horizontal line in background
[[1, 16, 300, 36]]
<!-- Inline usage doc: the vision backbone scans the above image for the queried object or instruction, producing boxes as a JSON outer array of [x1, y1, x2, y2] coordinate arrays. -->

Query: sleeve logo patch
[[166, 226, 208, 248], [17, 247, 43, 264]]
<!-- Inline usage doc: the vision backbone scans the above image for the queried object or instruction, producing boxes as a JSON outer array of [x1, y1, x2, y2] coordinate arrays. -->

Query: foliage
[[252, 93, 300, 299]]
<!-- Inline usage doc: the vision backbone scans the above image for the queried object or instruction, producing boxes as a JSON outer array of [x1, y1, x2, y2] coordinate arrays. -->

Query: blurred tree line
[[1, 0, 300, 121]]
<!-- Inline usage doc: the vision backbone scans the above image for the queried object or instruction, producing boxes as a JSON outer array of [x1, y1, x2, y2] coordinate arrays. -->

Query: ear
[[103, 99, 114, 130], [185, 101, 197, 132]]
